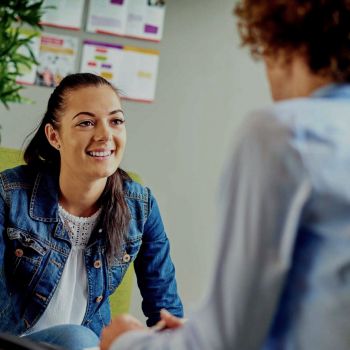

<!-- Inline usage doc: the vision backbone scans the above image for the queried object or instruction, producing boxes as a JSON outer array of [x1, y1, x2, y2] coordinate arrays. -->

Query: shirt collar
[[311, 83, 350, 99]]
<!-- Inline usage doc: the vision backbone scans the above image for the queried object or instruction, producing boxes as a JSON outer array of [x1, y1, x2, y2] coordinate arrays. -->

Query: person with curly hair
[[100, 0, 350, 349]]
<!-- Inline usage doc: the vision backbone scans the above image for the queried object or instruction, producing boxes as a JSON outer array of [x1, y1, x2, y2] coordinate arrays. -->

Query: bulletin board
[[17, 0, 168, 103]]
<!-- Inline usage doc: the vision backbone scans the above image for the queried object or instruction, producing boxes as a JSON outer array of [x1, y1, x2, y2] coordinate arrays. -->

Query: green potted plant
[[0, 0, 45, 109]]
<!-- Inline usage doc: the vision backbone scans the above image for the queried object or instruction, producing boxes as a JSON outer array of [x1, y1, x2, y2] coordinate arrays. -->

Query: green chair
[[109, 264, 134, 316], [0, 146, 138, 317], [0, 147, 24, 172]]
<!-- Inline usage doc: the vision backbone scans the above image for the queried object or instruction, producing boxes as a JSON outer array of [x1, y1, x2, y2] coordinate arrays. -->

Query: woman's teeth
[[88, 151, 112, 157]]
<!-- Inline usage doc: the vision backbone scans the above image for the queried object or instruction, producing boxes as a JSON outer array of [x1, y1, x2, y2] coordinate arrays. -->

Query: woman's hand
[[100, 310, 187, 350], [151, 309, 187, 331], [100, 314, 146, 350]]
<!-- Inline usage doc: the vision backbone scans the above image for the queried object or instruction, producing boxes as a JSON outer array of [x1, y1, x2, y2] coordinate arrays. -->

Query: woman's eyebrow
[[109, 109, 124, 116], [72, 109, 124, 119]]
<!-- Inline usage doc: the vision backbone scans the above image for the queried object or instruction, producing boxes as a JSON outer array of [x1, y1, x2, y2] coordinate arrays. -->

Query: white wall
[[126, 0, 271, 320], [0, 0, 271, 322]]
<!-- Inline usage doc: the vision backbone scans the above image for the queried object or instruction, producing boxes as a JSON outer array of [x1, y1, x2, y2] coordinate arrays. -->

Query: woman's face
[[46, 85, 126, 182]]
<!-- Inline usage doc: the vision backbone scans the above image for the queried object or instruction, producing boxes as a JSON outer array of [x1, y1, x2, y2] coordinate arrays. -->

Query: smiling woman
[[0, 73, 183, 350], [44, 84, 127, 216]]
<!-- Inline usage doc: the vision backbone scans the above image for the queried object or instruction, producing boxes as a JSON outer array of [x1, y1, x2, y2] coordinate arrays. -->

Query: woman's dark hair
[[24, 73, 131, 260], [235, 0, 350, 82]]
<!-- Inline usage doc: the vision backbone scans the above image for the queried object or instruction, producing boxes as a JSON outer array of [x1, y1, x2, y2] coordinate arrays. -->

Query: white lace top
[[27, 205, 101, 334]]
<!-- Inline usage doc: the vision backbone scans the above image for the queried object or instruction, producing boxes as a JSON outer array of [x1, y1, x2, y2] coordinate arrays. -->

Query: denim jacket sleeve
[[0, 180, 16, 326], [133, 188, 183, 327]]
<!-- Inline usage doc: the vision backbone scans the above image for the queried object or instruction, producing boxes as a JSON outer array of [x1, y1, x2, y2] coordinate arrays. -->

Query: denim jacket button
[[96, 295, 103, 303], [15, 249, 23, 257], [122, 253, 131, 263], [94, 260, 102, 268]]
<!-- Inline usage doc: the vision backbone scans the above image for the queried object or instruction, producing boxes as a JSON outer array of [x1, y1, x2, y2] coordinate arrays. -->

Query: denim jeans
[[23, 324, 99, 350]]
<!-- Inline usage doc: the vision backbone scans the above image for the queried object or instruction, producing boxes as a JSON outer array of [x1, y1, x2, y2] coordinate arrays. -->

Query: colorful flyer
[[40, 0, 85, 30], [117, 46, 159, 102], [86, 0, 166, 42], [80, 40, 123, 83], [16, 29, 41, 85], [126, 0, 166, 41], [81, 40, 159, 102], [35, 33, 79, 87], [86, 0, 129, 36]]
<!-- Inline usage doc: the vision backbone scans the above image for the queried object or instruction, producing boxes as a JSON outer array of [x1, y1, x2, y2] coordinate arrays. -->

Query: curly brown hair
[[234, 0, 350, 82]]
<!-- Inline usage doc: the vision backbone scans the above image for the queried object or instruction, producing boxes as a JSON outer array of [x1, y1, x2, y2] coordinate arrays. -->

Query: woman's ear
[[44, 123, 61, 150]]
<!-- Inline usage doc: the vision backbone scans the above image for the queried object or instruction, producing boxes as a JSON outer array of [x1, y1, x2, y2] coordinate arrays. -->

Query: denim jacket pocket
[[6, 227, 48, 288], [107, 236, 142, 292]]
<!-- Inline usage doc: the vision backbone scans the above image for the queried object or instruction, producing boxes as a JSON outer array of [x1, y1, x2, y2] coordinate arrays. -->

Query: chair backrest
[[0, 147, 24, 171], [110, 171, 143, 316], [0, 146, 140, 317]]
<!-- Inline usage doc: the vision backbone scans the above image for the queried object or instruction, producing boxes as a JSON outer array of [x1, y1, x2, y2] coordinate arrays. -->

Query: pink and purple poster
[[86, 0, 166, 42]]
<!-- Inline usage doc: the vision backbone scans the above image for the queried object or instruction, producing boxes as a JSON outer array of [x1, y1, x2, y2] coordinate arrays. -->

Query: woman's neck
[[58, 172, 107, 217]]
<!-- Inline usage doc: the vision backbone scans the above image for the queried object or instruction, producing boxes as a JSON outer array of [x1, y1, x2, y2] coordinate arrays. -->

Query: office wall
[[127, 0, 271, 320], [0, 0, 271, 321]]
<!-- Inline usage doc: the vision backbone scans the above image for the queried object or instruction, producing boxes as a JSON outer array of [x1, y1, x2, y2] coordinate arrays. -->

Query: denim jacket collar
[[30, 171, 60, 223], [30, 170, 106, 244]]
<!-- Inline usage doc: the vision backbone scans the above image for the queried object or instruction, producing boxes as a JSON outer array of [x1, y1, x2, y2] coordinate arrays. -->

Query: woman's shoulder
[[123, 178, 150, 202], [0, 165, 37, 189]]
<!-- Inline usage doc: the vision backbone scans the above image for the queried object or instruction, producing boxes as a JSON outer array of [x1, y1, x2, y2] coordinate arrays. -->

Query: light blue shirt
[[111, 84, 350, 350]]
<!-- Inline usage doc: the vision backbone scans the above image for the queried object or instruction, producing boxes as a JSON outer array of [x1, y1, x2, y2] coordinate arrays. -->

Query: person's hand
[[151, 309, 187, 331], [100, 314, 146, 350]]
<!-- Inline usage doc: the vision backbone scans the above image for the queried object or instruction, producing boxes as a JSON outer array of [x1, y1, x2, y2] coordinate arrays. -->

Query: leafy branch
[[0, 0, 46, 109]]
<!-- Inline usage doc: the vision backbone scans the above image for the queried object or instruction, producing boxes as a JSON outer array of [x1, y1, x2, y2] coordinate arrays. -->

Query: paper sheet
[[87, 0, 166, 41], [81, 40, 159, 102]]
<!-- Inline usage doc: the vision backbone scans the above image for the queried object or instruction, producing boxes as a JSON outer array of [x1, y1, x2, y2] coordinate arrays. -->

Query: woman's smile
[[86, 149, 115, 159]]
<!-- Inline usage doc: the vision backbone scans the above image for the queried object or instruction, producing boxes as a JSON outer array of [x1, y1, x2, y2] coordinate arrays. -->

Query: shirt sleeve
[[111, 113, 312, 350]]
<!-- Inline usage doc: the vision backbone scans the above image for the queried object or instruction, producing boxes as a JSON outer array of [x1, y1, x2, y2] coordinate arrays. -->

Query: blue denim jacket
[[0, 165, 183, 336]]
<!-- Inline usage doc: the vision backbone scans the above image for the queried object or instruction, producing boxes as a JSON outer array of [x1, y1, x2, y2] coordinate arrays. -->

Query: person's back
[[258, 86, 350, 349]]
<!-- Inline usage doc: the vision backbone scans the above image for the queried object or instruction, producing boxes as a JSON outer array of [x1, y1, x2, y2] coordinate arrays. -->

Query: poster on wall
[[81, 40, 159, 102], [86, 0, 166, 42], [40, 0, 85, 30], [35, 33, 79, 87], [15, 29, 41, 85], [115, 45, 159, 102]]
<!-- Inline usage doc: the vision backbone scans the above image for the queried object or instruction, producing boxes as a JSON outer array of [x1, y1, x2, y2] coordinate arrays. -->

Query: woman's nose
[[94, 122, 112, 141]]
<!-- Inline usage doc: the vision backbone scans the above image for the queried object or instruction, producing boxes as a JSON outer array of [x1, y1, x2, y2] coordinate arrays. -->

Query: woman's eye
[[112, 118, 125, 126], [78, 120, 94, 127]]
